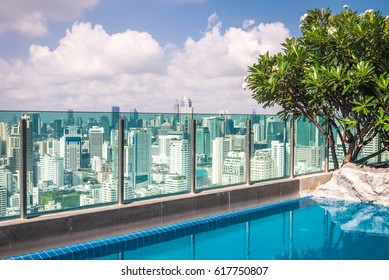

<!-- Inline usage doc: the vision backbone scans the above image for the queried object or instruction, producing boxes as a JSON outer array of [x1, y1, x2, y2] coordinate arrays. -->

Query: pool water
[[8, 197, 389, 260]]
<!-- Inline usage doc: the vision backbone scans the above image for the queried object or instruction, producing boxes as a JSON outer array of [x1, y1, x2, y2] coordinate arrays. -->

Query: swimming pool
[[6, 196, 389, 260]]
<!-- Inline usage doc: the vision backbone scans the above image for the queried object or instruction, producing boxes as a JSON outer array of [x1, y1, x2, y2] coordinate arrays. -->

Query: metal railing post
[[190, 119, 196, 194], [246, 119, 251, 185], [289, 117, 295, 178], [118, 118, 125, 205], [19, 117, 27, 219]]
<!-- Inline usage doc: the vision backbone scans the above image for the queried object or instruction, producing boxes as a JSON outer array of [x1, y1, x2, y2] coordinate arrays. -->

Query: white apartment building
[[38, 154, 64, 187], [251, 149, 275, 181], [221, 151, 245, 185]]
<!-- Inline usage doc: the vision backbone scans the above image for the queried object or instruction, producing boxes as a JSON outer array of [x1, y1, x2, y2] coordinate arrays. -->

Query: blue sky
[[1, 0, 388, 114]]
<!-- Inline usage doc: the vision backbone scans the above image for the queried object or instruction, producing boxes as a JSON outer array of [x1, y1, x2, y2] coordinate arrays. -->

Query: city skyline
[[1, 97, 388, 218], [1, 1, 389, 114]]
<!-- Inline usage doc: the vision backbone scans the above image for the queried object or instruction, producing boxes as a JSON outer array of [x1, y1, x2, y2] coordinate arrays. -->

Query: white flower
[[365, 9, 374, 14], [359, 12, 365, 18], [386, 15, 389, 21], [328, 27, 337, 35], [299, 23, 304, 29], [242, 81, 248, 90], [343, 4, 349, 9], [300, 13, 308, 22], [242, 76, 249, 90], [272, 65, 279, 71]]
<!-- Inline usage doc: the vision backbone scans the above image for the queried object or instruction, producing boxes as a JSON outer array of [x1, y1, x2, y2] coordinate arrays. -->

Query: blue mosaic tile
[[5, 197, 313, 260]]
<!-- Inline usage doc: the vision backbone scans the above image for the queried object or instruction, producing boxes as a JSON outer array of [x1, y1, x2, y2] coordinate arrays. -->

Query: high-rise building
[[101, 179, 117, 203], [0, 167, 15, 193], [296, 117, 318, 146], [7, 120, 33, 179], [27, 112, 41, 137], [62, 126, 82, 171], [0, 122, 8, 157], [32, 187, 42, 207], [67, 109, 75, 126], [111, 106, 120, 130], [266, 118, 285, 146], [253, 123, 265, 144], [211, 137, 230, 185], [221, 151, 245, 185], [203, 116, 225, 142], [129, 108, 140, 128], [91, 156, 102, 172], [157, 133, 184, 164], [251, 150, 274, 181], [179, 96, 193, 138], [196, 127, 211, 160], [99, 115, 110, 141], [89, 126, 104, 159], [271, 140, 290, 178], [0, 186, 7, 216], [126, 129, 152, 188], [38, 154, 64, 187], [295, 146, 325, 174], [53, 119, 63, 139], [168, 138, 190, 189]]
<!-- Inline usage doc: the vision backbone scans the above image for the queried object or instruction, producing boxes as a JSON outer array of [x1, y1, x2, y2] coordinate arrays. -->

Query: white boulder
[[313, 163, 389, 206]]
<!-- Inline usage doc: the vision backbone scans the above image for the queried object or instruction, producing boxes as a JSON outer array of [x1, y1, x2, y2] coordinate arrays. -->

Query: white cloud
[[0, 0, 99, 37], [0, 18, 290, 114], [243, 19, 255, 30], [207, 13, 222, 31]]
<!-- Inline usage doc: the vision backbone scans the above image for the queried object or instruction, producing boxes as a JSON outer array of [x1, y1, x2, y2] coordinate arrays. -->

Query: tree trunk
[[328, 136, 339, 170]]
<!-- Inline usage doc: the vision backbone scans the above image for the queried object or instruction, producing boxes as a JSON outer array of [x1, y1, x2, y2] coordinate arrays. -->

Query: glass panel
[[25, 111, 118, 216], [195, 113, 247, 191], [122, 111, 191, 201], [0, 111, 22, 220], [294, 117, 326, 175], [250, 115, 289, 182]]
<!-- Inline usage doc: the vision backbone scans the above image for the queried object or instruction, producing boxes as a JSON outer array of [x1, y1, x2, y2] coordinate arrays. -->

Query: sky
[[1, 0, 388, 114]]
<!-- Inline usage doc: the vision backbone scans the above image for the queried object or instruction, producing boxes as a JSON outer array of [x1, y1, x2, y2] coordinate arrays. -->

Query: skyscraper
[[111, 106, 120, 130], [27, 112, 41, 137], [211, 137, 230, 185], [89, 126, 104, 159], [179, 96, 193, 139], [0, 186, 6, 216], [196, 127, 211, 160], [126, 129, 152, 188], [67, 109, 75, 126], [62, 126, 82, 171], [169, 138, 190, 187], [38, 154, 64, 187], [271, 140, 290, 178], [0, 122, 8, 157]]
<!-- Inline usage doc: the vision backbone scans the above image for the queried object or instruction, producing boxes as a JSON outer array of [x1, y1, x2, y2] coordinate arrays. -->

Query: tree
[[245, 7, 389, 169]]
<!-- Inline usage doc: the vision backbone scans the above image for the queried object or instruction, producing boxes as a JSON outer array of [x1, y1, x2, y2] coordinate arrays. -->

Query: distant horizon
[[1, 0, 388, 113]]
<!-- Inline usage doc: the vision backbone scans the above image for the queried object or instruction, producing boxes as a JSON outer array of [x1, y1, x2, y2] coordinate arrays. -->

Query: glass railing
[[0, 109, 347, 221], [194, 113, 248, 190], [250, 115, 290, 182], [293, 117, 326, 176]]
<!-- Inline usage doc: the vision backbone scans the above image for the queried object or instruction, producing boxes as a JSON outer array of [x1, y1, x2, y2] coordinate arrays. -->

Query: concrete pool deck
[[0, 173, 331, 259]]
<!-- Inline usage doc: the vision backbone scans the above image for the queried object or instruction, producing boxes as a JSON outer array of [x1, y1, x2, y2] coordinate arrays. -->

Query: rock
[[312, 163, 389, 206]]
